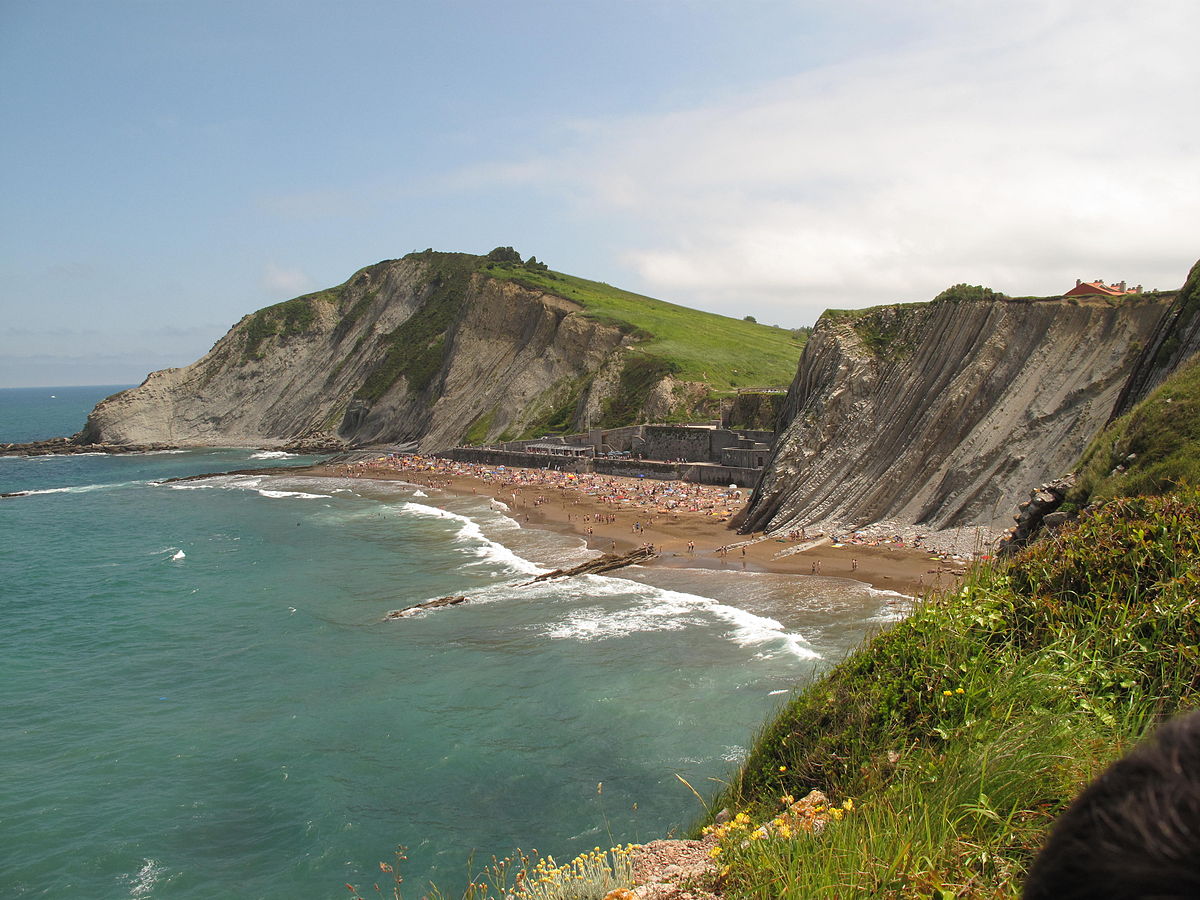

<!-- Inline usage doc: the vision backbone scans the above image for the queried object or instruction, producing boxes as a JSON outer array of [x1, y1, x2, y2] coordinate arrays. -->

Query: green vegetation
[[597, 354, 680, 429], [1066, 354, 1200, 508], [485, 263, 804, 391], [241, 289, 339, 360], [822, 304, 924, 359], [515, 377, 592, 440], [356, 253, 476, 401], [332, 290, 377, 343], [463, 407, 499, 446], [931, 283, 1007, 304], [349, 844, 638, 900], [727, 391, 786, 430], [705, 490, 1200, 897]]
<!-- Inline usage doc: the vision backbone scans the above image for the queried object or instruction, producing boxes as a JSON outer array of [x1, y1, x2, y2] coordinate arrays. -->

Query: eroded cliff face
[[81, 253, 632, 452], [1109, 259, 1200, 420], [743, 293, 1173, 536]]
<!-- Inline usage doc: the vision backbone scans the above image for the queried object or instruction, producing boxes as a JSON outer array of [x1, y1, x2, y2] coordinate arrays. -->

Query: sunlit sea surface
[[0, 385, 908, 898]]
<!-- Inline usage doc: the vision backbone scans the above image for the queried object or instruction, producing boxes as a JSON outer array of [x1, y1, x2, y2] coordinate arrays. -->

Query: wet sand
[[300, 457, 969, 596]]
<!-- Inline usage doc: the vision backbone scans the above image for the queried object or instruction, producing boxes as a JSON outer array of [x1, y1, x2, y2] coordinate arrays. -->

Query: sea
[[0, 385, 909, 899]]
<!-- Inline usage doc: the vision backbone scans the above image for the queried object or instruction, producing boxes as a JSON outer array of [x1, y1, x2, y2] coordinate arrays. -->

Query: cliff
[[742, 288, 1175, 536], [1108, 259, 1200, 420], [79, 251, 802, 453]]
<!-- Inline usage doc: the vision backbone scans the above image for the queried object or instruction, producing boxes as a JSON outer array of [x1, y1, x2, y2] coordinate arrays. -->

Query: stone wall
[[443, 448, 591, 472]]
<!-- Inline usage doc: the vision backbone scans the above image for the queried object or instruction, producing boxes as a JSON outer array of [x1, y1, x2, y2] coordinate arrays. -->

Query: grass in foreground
[[703, 489, 1200, 897], [347, 844, 637, 900]]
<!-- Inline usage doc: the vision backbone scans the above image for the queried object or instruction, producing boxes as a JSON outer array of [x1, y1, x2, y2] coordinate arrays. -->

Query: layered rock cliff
[[1109, 259, 1200, 420], [742, 289, 1175, 536], [81, 252, 638, 452]]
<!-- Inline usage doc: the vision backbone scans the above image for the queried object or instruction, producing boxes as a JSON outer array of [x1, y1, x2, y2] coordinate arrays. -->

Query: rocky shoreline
[[0, 434, 348, 457]]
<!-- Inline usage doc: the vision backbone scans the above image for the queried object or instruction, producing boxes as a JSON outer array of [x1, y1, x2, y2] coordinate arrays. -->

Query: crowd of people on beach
[[332, 453, 978, 568], [344, 453, 746, 519]]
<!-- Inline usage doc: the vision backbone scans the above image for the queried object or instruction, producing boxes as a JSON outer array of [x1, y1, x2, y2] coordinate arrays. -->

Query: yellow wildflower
[[778, 765, 788, 772], [843, 798, 854, 810], [830, 808, 844, 821], [943, 690, 953, 696], [956, 687, 965, 694], [709, 846, 722, 858]]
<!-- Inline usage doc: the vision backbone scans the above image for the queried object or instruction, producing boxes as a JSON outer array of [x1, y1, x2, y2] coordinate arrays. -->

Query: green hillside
[[1067, 354, 1200, 508], [702, 489, 1200, 898], [483, 259, 804, 392]]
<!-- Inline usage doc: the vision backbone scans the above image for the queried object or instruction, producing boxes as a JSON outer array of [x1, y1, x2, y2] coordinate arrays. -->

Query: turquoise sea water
[[1, 386, 908, 899]]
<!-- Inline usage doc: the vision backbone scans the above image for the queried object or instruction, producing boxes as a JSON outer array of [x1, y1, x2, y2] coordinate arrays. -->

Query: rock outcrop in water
[[742, 286, 1178, 537]]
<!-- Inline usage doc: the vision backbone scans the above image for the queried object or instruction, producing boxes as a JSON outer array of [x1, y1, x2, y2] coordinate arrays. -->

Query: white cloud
[[476, 0, 1200, 322], [260, 263, 314, 298]]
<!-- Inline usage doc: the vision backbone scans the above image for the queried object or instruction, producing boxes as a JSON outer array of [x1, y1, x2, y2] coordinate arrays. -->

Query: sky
[[1, 0, 1198, 388]]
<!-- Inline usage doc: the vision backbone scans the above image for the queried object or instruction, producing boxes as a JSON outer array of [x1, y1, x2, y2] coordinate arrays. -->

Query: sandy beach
[[302, 455, 972, 595]]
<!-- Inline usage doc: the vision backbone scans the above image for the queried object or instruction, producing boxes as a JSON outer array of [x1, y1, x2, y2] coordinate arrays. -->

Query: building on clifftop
[[1064, 278, 1142, 298]]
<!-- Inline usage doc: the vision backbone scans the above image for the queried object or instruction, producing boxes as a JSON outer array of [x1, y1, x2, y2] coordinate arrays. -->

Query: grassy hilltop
[[484, 258, 804, 394]]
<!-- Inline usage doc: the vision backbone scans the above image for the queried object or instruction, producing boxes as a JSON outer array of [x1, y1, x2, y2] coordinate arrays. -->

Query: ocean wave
[[249, 450, 299, 460], [164, 475, 264, 492], [125, 857, 167, 899], [544, 576, 821, 660], [15, 452, 109, 460], [256, 489, 331, 500], [867, 585, 915, 601], [398, 501, 545, 576], [5, 480, 145, 496]]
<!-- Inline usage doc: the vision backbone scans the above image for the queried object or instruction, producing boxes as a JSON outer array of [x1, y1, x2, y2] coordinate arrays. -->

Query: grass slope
[[485, 264, 804, 392], [704, 490, 1200, 897], [1067, 354, 1200, 508]]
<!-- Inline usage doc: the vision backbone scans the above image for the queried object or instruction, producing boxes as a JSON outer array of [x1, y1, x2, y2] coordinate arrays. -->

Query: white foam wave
[[868, 585, 915, 601], [126, 857, 166, 899], [545, 576, 820, 660], [8, 480, 143, 496], [256, 489, 330, 500], [250, 450, 299, 459], [412, 489, 427, 497], [164, 474, 264, 492], [398, 501, 544, 576]]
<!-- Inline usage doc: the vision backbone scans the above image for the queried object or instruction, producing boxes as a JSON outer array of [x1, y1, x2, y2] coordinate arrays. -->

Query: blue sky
[[2, 0, 1198, 387]]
